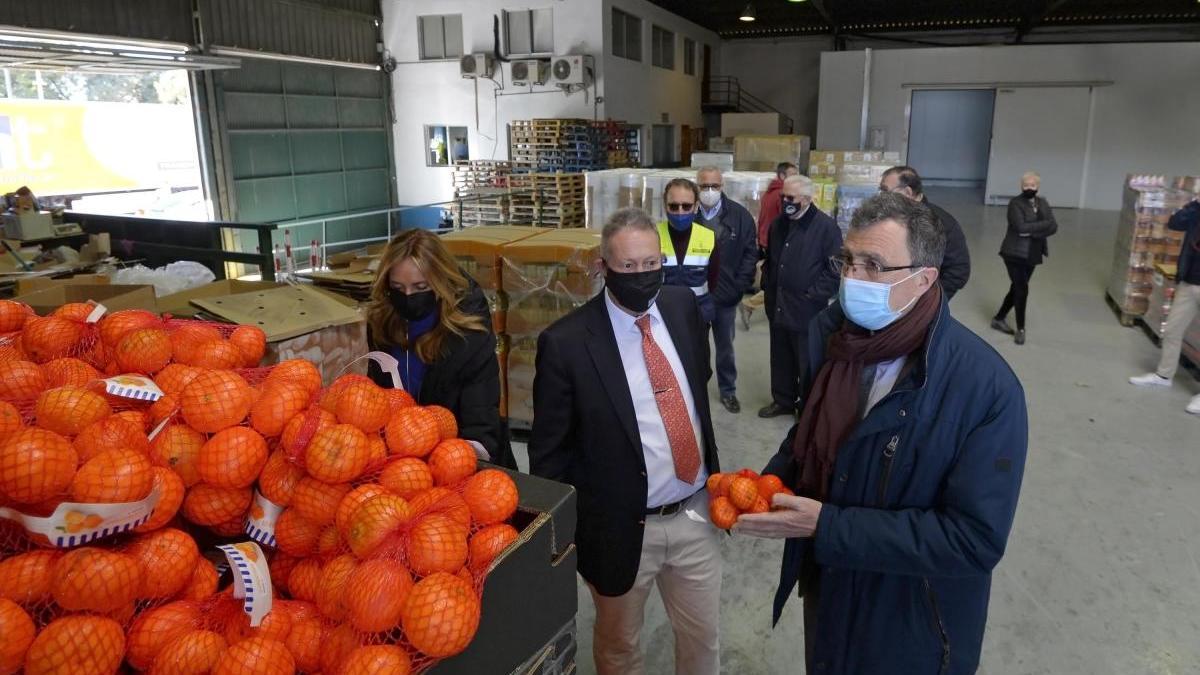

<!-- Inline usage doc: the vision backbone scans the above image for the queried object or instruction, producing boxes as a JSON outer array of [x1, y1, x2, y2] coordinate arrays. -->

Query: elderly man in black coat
[[880, 166, 971, 300]]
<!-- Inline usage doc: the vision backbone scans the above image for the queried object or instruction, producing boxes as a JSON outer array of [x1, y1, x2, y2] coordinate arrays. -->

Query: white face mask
[[699, 189, 721, 208]]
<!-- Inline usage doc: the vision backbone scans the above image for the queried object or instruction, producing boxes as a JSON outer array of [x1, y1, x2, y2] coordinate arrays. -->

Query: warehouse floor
[[512, 187, 1200, 674]]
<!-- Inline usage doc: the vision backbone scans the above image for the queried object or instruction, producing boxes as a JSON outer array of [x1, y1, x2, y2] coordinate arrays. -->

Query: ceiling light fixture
[[787, 0, 808, 3], [739, 3, 757, 21]]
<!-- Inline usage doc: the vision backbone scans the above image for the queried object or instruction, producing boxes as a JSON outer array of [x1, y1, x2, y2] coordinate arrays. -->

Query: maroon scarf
[[791, 283, 942, 500]]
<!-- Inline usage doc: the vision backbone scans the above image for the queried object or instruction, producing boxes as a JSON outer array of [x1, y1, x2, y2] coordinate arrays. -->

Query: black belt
[[645, 489, 702, 517]]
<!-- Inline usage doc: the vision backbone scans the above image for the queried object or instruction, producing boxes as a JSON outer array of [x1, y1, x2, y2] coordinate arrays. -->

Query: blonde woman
[[366, 229, 514, 468], [992, 171, 1057, 345]]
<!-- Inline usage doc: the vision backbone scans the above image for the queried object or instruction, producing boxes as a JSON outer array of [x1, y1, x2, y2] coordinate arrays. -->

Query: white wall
[[383, 0, 718, 205], [602, 0, 719, 166], [719, 36, 831, 138], [817, 42, 1200, 211]]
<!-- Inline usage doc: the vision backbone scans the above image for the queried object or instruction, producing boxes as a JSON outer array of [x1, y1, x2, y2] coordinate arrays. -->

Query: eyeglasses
[[698, 183, 721, 190], [828, 255, 920, 281], [666, 202, 695, 212]]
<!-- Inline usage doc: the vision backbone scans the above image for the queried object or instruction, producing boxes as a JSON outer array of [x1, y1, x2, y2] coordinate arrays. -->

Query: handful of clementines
[[706, 468, 795, 530]]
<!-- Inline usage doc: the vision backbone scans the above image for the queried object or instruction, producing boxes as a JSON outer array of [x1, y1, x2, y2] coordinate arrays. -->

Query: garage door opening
[[0, 68, 207, 218]]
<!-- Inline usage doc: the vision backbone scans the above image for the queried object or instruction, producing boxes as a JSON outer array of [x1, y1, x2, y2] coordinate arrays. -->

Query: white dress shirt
[[605, 291, 709, 508], [864, 356, 907, 418]]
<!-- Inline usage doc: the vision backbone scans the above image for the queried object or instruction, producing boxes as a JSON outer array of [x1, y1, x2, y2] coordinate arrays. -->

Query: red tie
[[635, 315, 701, 483]]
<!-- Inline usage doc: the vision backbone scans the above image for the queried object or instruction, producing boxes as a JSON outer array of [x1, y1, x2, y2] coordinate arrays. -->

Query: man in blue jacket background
[[736, 193, 1028, 674]]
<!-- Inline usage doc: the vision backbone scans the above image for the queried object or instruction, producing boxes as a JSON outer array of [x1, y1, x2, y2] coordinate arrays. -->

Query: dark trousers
[[711, 303, 738, 397], [996, 260, 1037, 329], [769, 320, 808, 408]]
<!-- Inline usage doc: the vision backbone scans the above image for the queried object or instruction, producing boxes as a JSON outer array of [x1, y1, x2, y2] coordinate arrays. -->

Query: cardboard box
[[733, 135, 812, 172], [190, 285, 367, 385], [14, 274, 110, 296], [15, 283, 157, 314], [156, 280, 289, 317], [2, 211, 53, 240], [433, 466, 577, 675], [721, 112, 785, 137]]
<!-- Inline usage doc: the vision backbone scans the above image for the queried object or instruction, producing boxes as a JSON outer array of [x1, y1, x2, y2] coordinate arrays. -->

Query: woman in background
[[366, 229, 515, 468], [992, 171, 1058, 345]]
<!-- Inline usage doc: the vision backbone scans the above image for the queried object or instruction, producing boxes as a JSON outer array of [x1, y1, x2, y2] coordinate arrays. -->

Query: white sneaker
[[1129, 372, 1172, 387], [1187, 394, 1200, 415]]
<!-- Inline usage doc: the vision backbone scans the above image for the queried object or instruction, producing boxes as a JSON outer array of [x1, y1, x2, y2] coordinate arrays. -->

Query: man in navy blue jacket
[[758, 175, 843, 419], [736, 193, 1028, 674]]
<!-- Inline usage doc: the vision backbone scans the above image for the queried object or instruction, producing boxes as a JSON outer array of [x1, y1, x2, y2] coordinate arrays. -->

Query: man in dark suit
[[530, 207, 722, 675], [880, 165, 971, 299], [758, 175, 843, 419], [696, 166, 760, 414]]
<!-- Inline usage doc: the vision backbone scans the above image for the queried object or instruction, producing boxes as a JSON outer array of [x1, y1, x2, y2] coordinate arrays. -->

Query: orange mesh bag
[[154, 363, 202, 398], [197, 427, 269, 489], [384, 407, 440, 458], [97, 309, 162, 348], [21, 316, 92, 364], [258, 450, 305, 507], [427, 439, 478, 486], [70, 446, 154, 503], [425, 405, 458, 441], [114, 328, 174, 374], [229, 325, 268, 369], [167, 322, 225, 365], [333, 380, 392, 434], [135, 466, 187, 532], [192, 340, 245, 371], [401, 572, 481, 659], [290, 477, 350, 527], [250, 380, 313, 438], [42, 358, 102, 388], [22, 614, 126, 675], [0, 360, 48, 402], [180, 370, 254, 433], [125, 527, 201, 599], [0, 401, 23, 445], [263, 359, 323, 399], [341, 644, 413, 674], [125, 599, 204, 670], [34, 386, 112, 437], [50, 546, 141, 613], [52, 302, 96, 322], [151, 424, 206, 487], [305, 424, 371, 484], [0, 428, 78, 505], [74, 415, 150, 462], [0, 299, 34, 334], [149, 628, 227, 675], [182, 484, 252, 527], [0, 597, 36, 674], [318, 374, 374, 414]]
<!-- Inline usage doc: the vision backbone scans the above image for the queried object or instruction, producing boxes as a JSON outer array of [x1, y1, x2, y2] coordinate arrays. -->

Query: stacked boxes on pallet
[[1108, 175, 1193, 318], [510, 173, 587, 228], [501, 229, 603, 427], [510, 119, 591, 172], [453, 161, 515, 226], [441, 226, 551, 418], [589, 120, 641, 169]]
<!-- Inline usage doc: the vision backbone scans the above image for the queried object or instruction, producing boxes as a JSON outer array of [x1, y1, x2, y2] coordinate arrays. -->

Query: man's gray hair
[[783, 174, 815, 197], [696, 166, 723, 179], [600, 207, 658, 260], [850, 192, 946, 268]]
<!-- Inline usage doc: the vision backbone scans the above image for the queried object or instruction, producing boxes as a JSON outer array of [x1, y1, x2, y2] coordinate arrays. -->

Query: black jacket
[[999, 196, 1057, 265], [368, 280, 516, 469], [924, 200, 971, 299], [528, 286, 720, 596], [763, 206, 843, 333], [700, 196, 759, 307], [1168, 199, 1200, 285]]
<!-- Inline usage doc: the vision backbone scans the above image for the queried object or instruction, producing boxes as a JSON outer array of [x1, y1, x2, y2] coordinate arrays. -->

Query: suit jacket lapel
[[583, 296, 643, 456]]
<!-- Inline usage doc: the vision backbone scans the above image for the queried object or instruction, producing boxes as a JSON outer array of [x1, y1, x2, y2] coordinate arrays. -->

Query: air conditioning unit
[[550, 54, 593, 86], [460, 53, 495, 79], [511, 59, 550, 86]]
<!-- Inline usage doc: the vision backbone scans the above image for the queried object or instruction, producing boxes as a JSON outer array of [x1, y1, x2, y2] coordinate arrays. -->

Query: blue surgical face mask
[[667, 212, 695, 231], [838, 270, 922, 330]]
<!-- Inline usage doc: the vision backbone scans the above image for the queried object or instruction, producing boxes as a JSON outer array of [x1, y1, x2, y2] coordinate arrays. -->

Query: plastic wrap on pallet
[[732, 135, 812, 172], [836, 184, 879, 237], [1107, 175, 1194, 316]]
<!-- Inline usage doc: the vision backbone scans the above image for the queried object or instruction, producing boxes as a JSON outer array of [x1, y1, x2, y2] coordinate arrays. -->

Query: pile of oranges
[[706, 468, 795, 530], [0, 299, 523, 674]]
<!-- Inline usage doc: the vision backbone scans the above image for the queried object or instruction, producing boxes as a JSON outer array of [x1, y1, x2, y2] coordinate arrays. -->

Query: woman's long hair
[[367, 229, 486, 362]]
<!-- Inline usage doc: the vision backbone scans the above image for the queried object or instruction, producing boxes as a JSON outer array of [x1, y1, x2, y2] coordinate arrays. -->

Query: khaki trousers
[[1157, 282, 1200, 380], [588, 490, 723, 675]]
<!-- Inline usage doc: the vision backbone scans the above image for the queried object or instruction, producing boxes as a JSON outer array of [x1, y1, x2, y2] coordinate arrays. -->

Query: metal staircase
[[702, 76, 795, 134]]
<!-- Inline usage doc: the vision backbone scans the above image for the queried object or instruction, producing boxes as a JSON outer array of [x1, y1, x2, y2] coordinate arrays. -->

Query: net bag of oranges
[[235, 358, 523, 673], [705, 468, 795, 530]]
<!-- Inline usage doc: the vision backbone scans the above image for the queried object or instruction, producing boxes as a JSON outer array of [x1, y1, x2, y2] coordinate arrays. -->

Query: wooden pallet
[[1105, 290, 1142, 328]]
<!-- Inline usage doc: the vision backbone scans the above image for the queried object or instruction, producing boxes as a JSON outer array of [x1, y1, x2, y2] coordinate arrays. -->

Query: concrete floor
[[512, 187, 1200, 675]]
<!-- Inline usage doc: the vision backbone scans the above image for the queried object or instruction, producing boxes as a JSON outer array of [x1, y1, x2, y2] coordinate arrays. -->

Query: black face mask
[[389, 289, 438, 321], [783, 198, 804, 218], [605, 266, 663, 313], [1021, 189, 1038, 199]]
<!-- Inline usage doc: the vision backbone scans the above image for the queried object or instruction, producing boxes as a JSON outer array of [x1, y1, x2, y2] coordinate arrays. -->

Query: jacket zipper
[[875, 435, 899, 506], [923, 577, 951, 674]]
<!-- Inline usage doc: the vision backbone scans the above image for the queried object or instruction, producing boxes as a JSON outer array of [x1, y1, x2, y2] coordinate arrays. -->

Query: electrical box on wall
[[460, 53, 495, 79], [550, 54, 593, 87], [511, 59, 550, 86]]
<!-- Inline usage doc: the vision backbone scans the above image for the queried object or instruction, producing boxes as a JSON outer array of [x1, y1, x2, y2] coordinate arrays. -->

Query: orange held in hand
[[706, 469, 792, 529]]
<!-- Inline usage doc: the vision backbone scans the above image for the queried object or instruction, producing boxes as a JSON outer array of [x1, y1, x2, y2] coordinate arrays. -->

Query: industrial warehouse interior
[[0, 1, 1197, 674]]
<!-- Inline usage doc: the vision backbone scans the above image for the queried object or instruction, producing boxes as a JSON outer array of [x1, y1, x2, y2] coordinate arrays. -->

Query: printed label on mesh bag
[[244, 491, 283, 548], [102, 374, 165, 402], [217, 541, 274, 627], [85, 302, 108, 323], [0, 484, 162, 547]]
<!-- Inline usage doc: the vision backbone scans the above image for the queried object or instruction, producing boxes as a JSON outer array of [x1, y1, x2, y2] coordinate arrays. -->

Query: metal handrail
[[704, 76, 795, 134]]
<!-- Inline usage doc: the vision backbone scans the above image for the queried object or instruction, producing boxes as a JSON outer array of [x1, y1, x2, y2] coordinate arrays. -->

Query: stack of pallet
[[589, 120, 640, 169], [453, 160, 515, 226], [509, 173, 586, 228], [510, 119, 590, 172], [1107, 175, 1193, 322]]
